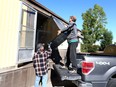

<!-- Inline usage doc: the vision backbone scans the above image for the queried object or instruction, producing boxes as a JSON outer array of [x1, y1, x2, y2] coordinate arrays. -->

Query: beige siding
[[0, 0, 21, 68]]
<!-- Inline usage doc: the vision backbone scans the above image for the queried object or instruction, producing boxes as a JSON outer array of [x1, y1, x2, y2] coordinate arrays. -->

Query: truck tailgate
[[53, 64, 81, 81]]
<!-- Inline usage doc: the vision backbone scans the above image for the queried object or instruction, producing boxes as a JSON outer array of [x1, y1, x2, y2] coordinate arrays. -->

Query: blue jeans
[[34, 73, 48, 87]]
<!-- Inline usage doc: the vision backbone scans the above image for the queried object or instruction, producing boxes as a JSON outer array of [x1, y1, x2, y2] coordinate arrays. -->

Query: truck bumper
[[72, 80, 107, 87], [72, 80, 93, 87]]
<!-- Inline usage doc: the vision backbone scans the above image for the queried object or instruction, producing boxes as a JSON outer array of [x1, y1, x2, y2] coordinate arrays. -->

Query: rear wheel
[[107, 78, 116, 87]]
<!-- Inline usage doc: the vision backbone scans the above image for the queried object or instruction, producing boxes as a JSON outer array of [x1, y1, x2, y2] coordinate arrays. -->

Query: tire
[[107, 78, 116, 87]]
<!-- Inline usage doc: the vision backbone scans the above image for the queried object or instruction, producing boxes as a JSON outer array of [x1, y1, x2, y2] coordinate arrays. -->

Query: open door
[[18, 3, 37, 63]]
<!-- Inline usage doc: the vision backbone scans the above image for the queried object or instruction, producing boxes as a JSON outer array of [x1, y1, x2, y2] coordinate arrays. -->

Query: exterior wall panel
[[0, 0, 20, 68]]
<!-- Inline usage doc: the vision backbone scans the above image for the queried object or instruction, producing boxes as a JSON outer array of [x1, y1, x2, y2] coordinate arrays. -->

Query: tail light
[[81, 61, 94, 75]]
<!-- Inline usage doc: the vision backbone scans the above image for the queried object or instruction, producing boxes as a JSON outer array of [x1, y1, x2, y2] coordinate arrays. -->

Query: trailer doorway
[[17, 1, 68, 64], [35, 13, 60, 51], [18, 3, 67, 63]]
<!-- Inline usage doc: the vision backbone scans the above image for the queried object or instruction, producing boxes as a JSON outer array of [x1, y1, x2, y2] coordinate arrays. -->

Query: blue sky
[[36, 0, 116, 43]]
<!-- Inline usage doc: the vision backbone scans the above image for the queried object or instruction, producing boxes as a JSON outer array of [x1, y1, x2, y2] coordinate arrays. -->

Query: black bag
[[50, 23, 75, 49]]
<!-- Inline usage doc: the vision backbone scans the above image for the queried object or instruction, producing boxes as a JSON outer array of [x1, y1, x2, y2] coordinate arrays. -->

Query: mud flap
[[53, 64, 81, 81]]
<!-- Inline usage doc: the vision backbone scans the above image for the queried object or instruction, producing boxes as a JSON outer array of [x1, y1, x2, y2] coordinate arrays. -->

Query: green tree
[[81, 4, 107, 52], [100, 29, 113, 50]]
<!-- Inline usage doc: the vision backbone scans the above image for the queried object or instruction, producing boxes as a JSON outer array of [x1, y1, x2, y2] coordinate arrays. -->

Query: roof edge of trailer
[[25, 0, 81, 31], [27, 0, 68, 24]]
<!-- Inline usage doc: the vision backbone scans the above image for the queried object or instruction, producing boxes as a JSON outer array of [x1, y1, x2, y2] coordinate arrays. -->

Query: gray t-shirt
[[62, 22, 78, 43]]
